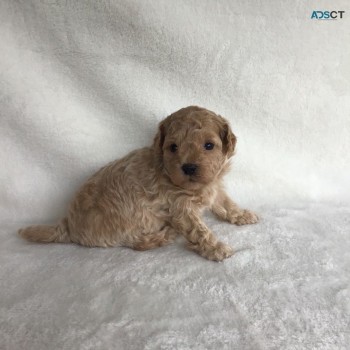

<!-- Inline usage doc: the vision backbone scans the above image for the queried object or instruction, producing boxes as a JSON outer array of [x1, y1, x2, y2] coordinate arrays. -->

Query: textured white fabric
[[1, 205, 350, 349], [1, 1, 349, 349]]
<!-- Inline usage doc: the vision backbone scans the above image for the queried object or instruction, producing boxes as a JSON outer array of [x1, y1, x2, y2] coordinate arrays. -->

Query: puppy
[[19, 106, 258, 261]]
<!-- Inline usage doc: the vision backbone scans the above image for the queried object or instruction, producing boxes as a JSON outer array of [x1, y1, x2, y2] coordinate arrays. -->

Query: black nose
[[182, 163, 198, 176]]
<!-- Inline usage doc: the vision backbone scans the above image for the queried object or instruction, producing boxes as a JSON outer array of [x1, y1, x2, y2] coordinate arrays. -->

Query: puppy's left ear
[[218, 117, 237, 158]]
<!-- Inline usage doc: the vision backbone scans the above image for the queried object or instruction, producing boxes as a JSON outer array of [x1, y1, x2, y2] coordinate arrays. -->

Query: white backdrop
[[1, 0, 349, 224]]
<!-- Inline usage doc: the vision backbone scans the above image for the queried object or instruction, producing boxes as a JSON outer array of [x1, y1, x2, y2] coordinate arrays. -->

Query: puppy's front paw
[[189, 241, 234, 261], [209, 242, 234, 261], [233, 209, 259, 225]]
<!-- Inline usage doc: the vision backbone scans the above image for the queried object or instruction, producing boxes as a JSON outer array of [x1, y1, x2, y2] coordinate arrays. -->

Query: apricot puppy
[[19, 106, 258, 261]]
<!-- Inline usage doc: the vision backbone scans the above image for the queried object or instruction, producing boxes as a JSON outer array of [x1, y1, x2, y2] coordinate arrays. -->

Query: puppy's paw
[[231, 210, 259, 226], [210, 242, 234, 261], [189, 241, 234, 261]]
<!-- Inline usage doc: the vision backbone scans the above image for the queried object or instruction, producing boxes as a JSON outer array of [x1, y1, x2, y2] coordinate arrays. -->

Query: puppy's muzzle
[[182, 163, 198, 176]]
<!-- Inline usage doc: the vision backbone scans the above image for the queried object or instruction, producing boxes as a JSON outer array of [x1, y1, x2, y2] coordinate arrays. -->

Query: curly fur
[[19, 106, 258, 261]]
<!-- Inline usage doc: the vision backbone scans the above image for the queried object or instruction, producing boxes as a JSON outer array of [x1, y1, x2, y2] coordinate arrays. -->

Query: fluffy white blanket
[[0, 1, 349, 349], [1, 204, 350, 349]]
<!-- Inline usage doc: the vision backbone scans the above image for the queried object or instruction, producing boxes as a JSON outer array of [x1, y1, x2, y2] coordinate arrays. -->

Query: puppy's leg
[[172, 211, 233, 261], [131, 226, 177, 251], [211, 189, 259, 225]]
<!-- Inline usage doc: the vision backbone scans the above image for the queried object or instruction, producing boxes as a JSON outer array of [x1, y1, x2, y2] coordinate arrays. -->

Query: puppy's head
[[153, 106, 236, 190]]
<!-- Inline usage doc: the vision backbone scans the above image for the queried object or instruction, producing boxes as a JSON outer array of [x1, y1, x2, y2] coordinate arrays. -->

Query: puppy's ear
[[218, 116, 237, 158], [153, 121, 166, 153]]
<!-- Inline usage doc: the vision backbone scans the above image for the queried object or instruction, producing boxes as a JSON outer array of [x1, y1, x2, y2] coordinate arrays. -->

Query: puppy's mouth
[[163, 165, 210, 189], [186, 173, 210, 187]]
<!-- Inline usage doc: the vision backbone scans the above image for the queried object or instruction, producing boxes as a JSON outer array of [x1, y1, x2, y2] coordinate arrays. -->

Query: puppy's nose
[[182, 163, 198, 176]]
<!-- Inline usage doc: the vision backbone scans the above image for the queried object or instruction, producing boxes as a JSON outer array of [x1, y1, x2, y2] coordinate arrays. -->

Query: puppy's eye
[[204, 142, 214, 150], [169, 144, 178, 153]]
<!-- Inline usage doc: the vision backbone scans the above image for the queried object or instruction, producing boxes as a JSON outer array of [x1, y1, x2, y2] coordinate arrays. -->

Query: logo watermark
[[311, 10, 345, 20]]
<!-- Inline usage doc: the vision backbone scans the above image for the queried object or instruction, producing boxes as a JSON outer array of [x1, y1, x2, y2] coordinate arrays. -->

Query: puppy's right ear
[[153, 121, 166, 153]]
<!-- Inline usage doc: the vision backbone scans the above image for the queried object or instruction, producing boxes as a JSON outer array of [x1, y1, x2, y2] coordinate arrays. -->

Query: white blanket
[[1, 1, 349, 349]]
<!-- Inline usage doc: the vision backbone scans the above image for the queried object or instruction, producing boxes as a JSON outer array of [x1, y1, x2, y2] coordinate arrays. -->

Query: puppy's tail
[[18, 218, 71, 244]]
